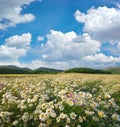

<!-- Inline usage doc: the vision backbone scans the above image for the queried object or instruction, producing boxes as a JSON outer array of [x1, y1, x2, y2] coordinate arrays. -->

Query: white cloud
[[28, 30, 120, 69], [83, 53, 120, 63], [25, 60, 71, 70], [37, 36, 44, 41], [41, 30, 100, 61], [0, 33, 32, 65], [0, 45, 26, 59], [26, 30, 101, 69], [0, 0, 41, 30], [5, 33, 31, 49], [0, 30, 119, 69], [75, 6, 120, 43]]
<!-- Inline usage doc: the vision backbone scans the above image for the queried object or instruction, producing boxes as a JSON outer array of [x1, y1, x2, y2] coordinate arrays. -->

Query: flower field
[[0, 74, 120, 127]]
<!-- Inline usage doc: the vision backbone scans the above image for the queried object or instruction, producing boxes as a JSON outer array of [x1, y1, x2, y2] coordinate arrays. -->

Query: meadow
[[0, 73, 120, 127]]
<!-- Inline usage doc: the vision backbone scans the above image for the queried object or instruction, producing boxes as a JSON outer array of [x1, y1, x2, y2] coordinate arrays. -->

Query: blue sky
[[0, 0, 120, 69]]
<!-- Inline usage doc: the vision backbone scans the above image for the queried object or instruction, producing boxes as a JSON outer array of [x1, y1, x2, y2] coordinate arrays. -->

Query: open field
[[0, 73, 120, 127]]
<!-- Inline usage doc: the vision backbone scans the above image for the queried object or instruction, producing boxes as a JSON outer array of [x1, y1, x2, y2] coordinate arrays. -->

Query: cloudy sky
[[0, 0, 120, 69]]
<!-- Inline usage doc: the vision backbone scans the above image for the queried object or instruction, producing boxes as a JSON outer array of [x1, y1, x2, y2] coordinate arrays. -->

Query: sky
[[0, 0, 120, 69]]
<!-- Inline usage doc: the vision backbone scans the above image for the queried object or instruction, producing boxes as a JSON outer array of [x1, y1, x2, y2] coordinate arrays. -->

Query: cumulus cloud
[[0, 31, 119, 69], [5, 33, 31, 49], [41, 30, 100, 61], [83, 53, 120, 63], [0, 33, 31, 65], [27, 30, 120, 69], [82, 53, 120, 68], [75, 6, 120, 43], [25, 60, 71, 70], [1, 30, 119, 69], [0, 0, 41, 30], [26, 30, 101, 69]]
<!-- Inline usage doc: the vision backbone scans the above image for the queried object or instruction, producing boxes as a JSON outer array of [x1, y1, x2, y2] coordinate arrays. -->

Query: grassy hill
[[0, 65, 31, 71], [0, 65, 63, 74], [1, 65, 120, 74], [104, 67, 120, 74], [65, 67, 112, 74], [0, 68, 28, 74], [32, 67, 63, 74]]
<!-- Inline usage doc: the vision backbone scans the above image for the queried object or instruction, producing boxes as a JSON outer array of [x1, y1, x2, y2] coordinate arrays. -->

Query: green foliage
[[0, 68, 28, 74], [65, 67, 111, 74], [0, 68, 61, 74]]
